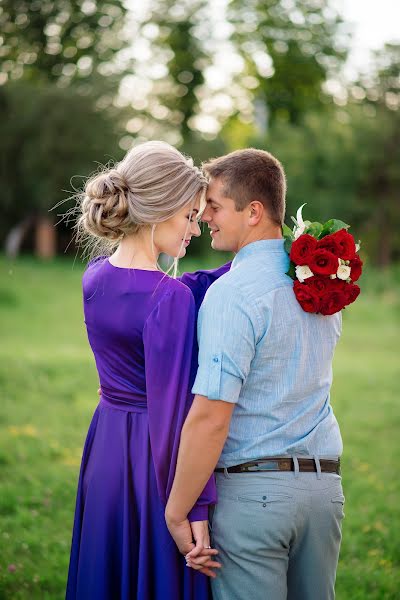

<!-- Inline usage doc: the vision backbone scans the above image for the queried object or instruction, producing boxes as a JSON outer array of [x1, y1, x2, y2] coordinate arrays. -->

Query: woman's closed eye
[[187, 212, 201, 222]]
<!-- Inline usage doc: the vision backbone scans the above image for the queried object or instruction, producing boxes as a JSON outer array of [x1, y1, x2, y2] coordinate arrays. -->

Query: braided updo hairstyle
[[78, 141, 207, 246]]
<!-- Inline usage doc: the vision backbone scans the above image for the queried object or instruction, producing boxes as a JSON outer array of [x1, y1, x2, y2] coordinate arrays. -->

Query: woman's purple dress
[[66, 257, 230, 600]]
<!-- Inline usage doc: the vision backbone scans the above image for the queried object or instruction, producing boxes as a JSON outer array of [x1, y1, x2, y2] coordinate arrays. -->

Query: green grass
[[0, 256, 399, 599]]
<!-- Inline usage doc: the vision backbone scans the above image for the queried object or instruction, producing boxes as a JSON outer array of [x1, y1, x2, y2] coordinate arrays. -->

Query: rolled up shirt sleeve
[[192, 281, 261, 403]]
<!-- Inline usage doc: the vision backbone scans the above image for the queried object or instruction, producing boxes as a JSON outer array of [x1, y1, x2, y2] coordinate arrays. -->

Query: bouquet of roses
[[283, 205, 363, 316]]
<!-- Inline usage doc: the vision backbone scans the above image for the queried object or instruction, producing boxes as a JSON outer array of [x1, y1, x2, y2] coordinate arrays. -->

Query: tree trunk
[[4, 217, 33, 258], [35, 216, 56, 259]]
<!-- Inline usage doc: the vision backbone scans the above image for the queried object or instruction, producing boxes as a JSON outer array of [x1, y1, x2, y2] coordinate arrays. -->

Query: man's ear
[[248, 201, 264, 226]]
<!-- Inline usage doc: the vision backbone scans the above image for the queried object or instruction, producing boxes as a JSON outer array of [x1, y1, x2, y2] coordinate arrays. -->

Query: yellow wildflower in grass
[[7, 424, 38, 437], [61, 447, 82, 467], [357, 461, 370, 473], [379, 558, 393, 570], [373, 520, 388, 533]]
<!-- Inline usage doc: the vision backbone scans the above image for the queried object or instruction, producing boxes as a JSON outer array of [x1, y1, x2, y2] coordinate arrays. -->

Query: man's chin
[[211, 235, 228, 251]]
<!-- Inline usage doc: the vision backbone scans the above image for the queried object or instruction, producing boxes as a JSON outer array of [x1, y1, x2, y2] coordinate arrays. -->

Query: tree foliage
[[0, 0, 128, 89], [228, 0, 348, 124], [351, 44, 400, 265], [139, 0, 210, 144], [0, 81, 124, 242]]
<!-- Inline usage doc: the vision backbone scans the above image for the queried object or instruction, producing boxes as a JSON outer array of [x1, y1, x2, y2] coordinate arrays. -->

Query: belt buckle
[[247, 461, 280, 472]]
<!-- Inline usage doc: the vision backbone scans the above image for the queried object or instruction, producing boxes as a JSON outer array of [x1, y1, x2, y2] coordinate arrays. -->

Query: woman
[[66, 141, 227, 600]]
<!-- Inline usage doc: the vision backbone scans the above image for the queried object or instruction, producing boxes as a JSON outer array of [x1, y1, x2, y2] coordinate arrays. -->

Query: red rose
[[349, 255, 363, 282], [334, 279, 347, 291], [308, 249, 338, 276], [343, 283, 361, 306], [293, 281, 320, 313], [305, 276, 334, 294], [331, 229, 356, 260], [290, 234, 318, 265], [317, 234, 342, 257], [319, 289, 347, 315]]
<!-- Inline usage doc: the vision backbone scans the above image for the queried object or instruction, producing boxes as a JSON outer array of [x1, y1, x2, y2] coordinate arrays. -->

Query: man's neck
[[236, 226, 283, 253]]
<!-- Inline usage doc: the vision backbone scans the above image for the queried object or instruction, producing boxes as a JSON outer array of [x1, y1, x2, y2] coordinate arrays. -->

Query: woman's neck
[[110, 232, 160, 270]]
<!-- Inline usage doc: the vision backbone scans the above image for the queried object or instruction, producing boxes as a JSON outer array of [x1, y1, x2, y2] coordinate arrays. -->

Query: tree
[[139, 0, 210, 145], [0, 1, 130, 255], [227, 0, 348, 124], [0, 81, 124, 251], [0, 0, 128, 91], [351, 43, 400, 265]]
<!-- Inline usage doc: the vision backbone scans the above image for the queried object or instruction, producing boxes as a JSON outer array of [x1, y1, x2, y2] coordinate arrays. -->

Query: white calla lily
[[293, 203, 307, 239], [296, 203, 307, 230]]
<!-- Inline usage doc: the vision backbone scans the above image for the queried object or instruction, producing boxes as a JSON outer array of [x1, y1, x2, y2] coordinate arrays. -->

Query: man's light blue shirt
[[192, 239, 343, 467]]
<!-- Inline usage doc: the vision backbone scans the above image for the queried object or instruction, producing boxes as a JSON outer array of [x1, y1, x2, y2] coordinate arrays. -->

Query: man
[[166, 149, 344, 600]]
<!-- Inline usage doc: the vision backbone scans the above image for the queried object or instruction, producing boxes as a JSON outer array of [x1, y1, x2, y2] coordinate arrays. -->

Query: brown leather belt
[[215, 457, 340, 475]]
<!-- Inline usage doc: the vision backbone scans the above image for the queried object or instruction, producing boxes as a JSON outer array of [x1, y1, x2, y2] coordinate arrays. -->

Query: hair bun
[[85, 169, 128, 200], [81, 169, 134, 241]]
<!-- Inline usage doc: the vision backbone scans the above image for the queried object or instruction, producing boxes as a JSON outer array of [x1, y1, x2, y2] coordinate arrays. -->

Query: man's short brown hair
[[203, 148, 286, 226]]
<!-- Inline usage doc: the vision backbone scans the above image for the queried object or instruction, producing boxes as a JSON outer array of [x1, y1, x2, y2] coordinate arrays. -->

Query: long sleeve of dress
[[179, 262, 232, 317], [143, 285, 216, 522]]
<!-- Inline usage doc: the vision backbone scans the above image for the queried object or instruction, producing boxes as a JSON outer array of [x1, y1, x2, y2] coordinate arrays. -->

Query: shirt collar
[[231, 239, 289, 273]]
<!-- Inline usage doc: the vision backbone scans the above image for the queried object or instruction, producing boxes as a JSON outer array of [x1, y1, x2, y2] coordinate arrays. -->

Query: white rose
[[337, 265, 351, 280], [295, 265, 314, 283]]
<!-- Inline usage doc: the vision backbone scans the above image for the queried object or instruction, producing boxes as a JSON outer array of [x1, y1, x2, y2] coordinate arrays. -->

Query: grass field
[[0, 256, 399, 599]]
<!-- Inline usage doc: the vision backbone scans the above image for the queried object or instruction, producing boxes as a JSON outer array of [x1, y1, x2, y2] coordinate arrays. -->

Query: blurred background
[[0, 0, 399, 261], [0, 1, 399, 598]]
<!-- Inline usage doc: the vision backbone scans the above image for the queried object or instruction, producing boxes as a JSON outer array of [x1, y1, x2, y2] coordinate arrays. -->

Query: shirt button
[[262, 496, 267, 500], [213, 357, 219, 363], [262, 503, 267, 507]]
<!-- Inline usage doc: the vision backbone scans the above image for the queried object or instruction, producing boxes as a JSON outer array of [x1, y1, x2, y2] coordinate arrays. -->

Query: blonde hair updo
[[78, 140, 207, 245]]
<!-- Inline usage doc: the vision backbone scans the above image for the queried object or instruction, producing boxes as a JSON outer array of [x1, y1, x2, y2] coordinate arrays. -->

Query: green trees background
[[0, 0, 399, 264]]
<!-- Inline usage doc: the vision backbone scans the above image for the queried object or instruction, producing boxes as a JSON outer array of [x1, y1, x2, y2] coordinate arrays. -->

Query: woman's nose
[[191, 220, 201, 237]]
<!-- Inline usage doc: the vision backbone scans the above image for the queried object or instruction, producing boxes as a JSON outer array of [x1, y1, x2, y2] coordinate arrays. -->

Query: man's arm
[[165, 395, 234, 542]]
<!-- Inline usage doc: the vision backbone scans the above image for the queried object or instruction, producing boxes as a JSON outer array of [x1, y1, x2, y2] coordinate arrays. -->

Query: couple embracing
[[66, 141, 344, 600]]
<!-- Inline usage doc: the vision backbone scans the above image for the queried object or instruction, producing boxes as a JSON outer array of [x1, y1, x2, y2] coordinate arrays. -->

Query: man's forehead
[[207, 176, 224, 189], [206, 177, 229, 200]]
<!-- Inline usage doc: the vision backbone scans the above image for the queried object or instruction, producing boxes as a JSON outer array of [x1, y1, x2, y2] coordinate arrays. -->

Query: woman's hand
[[185, 520, 221, 578], [165, 514, 196, 556]]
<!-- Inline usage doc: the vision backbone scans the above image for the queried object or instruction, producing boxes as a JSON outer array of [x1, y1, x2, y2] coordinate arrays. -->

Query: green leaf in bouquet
[[284, 237, 293, 255], [286, 261, 296, 280], [282, 223, 294, 240], [305, 222, 323, 238], [320, 219, 350, 238]]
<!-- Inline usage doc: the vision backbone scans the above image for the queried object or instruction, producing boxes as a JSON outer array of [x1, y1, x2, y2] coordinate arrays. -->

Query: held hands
[[165, 514, 220, 578], [186, 520, 221, 578]]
